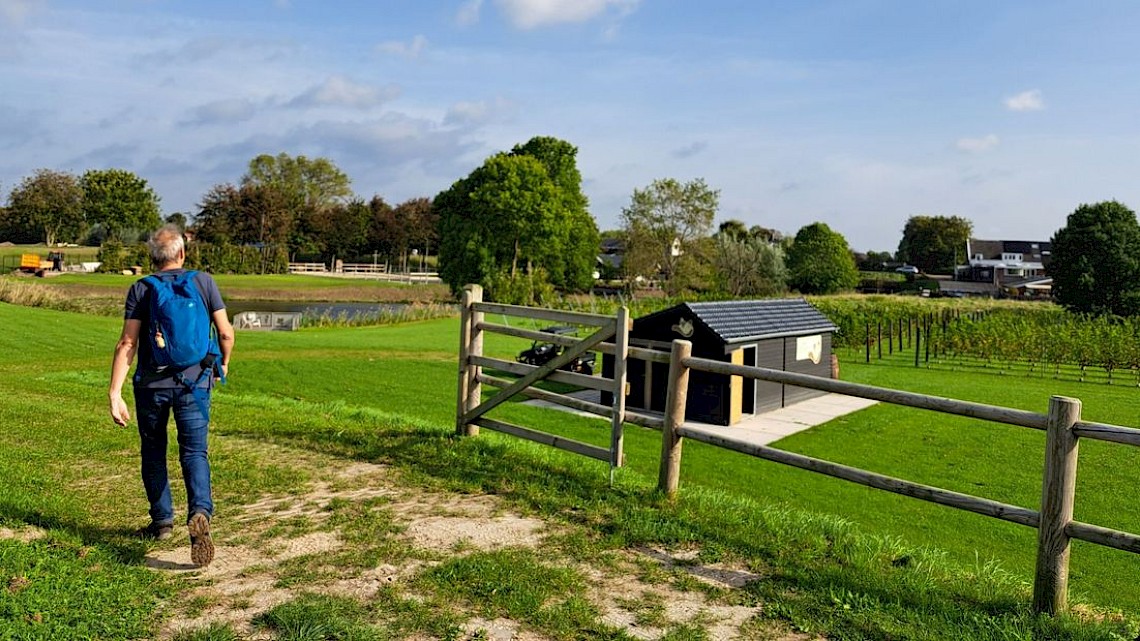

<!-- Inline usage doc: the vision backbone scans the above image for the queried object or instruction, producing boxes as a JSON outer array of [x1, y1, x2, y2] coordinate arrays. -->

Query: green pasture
[[0, 302, 1138, 639]]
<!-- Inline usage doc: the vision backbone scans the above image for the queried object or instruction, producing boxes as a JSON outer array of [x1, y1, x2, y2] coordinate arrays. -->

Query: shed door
[[755, 340, 783, 413], [741, 346, 756, 414]]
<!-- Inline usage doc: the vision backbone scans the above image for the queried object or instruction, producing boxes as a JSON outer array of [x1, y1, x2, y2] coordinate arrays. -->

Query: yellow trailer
[[19, 253, 42, 273]]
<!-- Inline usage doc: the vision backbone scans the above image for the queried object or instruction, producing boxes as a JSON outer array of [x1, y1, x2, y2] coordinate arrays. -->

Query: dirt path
[[151, 454, 810, 640]]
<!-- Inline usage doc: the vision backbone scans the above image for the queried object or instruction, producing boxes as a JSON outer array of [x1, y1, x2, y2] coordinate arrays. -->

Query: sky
[[2, 0, 1139, 252]]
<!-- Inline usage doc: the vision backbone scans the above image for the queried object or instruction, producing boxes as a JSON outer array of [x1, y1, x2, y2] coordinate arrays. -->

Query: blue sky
[[2, 0, 1138, 251]]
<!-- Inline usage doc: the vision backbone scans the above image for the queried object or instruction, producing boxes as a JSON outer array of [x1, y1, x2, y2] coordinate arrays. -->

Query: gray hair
[[147, 224, 185, 267]]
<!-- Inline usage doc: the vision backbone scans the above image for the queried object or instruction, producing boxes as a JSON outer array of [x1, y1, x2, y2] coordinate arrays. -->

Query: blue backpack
[[145, 270, 214, 369], [143, 271, 224, 414]]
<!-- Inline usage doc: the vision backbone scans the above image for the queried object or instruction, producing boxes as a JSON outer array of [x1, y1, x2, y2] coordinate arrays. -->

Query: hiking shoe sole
[[188, 512, 214, 567]]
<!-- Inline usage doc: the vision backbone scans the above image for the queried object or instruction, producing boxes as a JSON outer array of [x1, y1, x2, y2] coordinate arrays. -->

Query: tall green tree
[[1050, 201, 1140, 316], [717, 219, 749, 240], [785, 222, 859, 294], [713, 234, 787, 297], [81, 169, 162, 238], [509, 137, 597, 291], [620, 177, 719, 294], [896, 215, 973, 273], [194, 182, 291, 247], [311, 198, 371, 264], [241, 153, 353, 256], [5, 169, 85, 245], [436, 136, 598, 298]]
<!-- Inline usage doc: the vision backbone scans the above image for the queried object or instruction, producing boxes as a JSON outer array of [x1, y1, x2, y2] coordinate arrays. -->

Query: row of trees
[[0, 169, 162, 245], [1, 155, 439, 271], [5, 139, 1135, 317], [193, 154, 437, 268], [615, 177, 860, 298]]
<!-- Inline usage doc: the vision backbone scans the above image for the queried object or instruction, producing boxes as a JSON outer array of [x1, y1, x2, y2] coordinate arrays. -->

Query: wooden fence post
[[865, 322, 871, 363], [658, 340, 692, 497], [1033, 395, 1081, 615], [914, 324, 921, 367], [610, 307, 631, 468], [877, 321, 882, 360], [455, 284, 484, 437]]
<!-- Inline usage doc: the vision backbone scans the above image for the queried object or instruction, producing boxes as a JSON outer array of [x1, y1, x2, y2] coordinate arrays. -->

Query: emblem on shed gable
[[796, 334, 822, 364], [671, 317, 694, 338]]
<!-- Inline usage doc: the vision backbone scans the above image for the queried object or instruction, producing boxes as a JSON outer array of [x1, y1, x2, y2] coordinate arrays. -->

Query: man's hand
[[217, 362, 228, 382], [110, 393, 131, 427]]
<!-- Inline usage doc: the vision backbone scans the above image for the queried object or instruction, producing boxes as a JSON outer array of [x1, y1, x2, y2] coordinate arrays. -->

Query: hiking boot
[[188, 512, 214, 567], [139, 521, 174, 540]]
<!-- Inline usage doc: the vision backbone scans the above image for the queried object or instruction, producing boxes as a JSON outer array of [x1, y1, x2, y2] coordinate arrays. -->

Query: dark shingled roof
[[677, 299, 837, 344]]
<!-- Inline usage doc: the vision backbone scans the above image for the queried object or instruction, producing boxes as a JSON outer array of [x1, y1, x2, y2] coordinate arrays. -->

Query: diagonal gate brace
[[463, 321, 616, 425]]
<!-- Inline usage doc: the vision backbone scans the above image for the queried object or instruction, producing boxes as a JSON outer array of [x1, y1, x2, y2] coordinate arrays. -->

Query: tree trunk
[[511, 238, 519, 278]]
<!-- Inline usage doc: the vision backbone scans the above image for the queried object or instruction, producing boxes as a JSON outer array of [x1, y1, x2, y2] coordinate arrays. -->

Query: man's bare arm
[[109, 319, 141, 426]]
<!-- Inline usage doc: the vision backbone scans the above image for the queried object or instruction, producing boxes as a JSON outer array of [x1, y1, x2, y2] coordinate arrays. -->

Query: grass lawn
[[0, 303, 1137, 639]]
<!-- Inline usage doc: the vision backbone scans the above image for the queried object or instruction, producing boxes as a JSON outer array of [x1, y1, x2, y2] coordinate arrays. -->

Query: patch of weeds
[[171, 622, 242, 641], [632, 555, 673, 585], [273, 553, 343, 588], [260, 514, 320, 540], [371, 586, 467, 639], [667, 569, 710, 594], [326, 497, 403, 545], [544, 529, 623, 569], [615, 591, 669, 628], [420, 548, 580, 619], [180, 593, 217, 618], [419, 548, 632, 640], [254, 593, 386, 641]]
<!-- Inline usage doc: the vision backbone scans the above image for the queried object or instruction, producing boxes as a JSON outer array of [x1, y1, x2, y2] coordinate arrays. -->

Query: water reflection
[[229, 301, 408, 322]]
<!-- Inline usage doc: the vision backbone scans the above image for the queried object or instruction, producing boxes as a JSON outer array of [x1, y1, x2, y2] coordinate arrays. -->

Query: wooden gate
[[456, 284, 663, 469]]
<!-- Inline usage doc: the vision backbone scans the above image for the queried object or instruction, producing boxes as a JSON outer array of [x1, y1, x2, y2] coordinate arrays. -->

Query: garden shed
[[602, 299, 838, 426]]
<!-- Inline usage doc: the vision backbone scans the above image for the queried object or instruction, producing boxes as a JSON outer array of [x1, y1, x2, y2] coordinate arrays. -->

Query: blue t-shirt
[[124, 269, 226, 388]]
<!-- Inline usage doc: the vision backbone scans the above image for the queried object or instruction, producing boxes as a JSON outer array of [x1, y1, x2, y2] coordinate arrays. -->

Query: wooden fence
[[655, 338, 1140, 616], [455, 284, 671, 469], [341, 262, 387, 274], [287, 262, 327, 273]]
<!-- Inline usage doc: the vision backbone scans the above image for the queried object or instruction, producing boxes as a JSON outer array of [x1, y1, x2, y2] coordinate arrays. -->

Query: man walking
[[109, 224, 234, 567]]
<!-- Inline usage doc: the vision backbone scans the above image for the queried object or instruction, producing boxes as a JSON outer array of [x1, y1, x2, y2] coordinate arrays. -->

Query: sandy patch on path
[[152, 457, 795, 640]]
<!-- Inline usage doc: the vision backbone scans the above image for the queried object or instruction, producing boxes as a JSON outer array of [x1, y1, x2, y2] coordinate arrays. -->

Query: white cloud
[[494, 0, 640, 29], [377, 34, 428, 59], [443, 97, 514, 127], [0, 0, 42, 25], [956, 134, 1000, 153], [1004, 89, 1044, 112], [288, 76, 401, 110], [183, 99, 258, 126], [456, 0, 483, 26]]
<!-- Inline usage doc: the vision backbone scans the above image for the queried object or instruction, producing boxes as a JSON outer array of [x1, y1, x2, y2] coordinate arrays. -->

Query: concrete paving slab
[[522, 389, 878, 448]]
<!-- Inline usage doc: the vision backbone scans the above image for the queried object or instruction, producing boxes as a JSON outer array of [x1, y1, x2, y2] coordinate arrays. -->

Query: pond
[[228, 301, 411, 322]]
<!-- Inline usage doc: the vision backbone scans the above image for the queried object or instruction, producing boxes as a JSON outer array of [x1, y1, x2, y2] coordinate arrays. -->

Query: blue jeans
[[135, 386, 214, 525]]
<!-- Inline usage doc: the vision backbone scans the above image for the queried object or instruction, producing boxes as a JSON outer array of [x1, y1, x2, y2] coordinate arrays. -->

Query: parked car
[[516, 326, 596, 375], [895, 265, 920, 274]]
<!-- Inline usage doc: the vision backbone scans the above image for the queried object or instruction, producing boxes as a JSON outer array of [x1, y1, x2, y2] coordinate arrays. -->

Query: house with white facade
[[949, 239, 1053, 296]]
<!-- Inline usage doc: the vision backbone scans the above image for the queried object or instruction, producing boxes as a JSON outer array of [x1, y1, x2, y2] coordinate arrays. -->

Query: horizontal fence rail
[[472, 301, 613, 327], [682, 357, 1050, 431], [340, 263, 388, 273], [655, 338, 1140, 617], [477, 322, 671, 364]]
